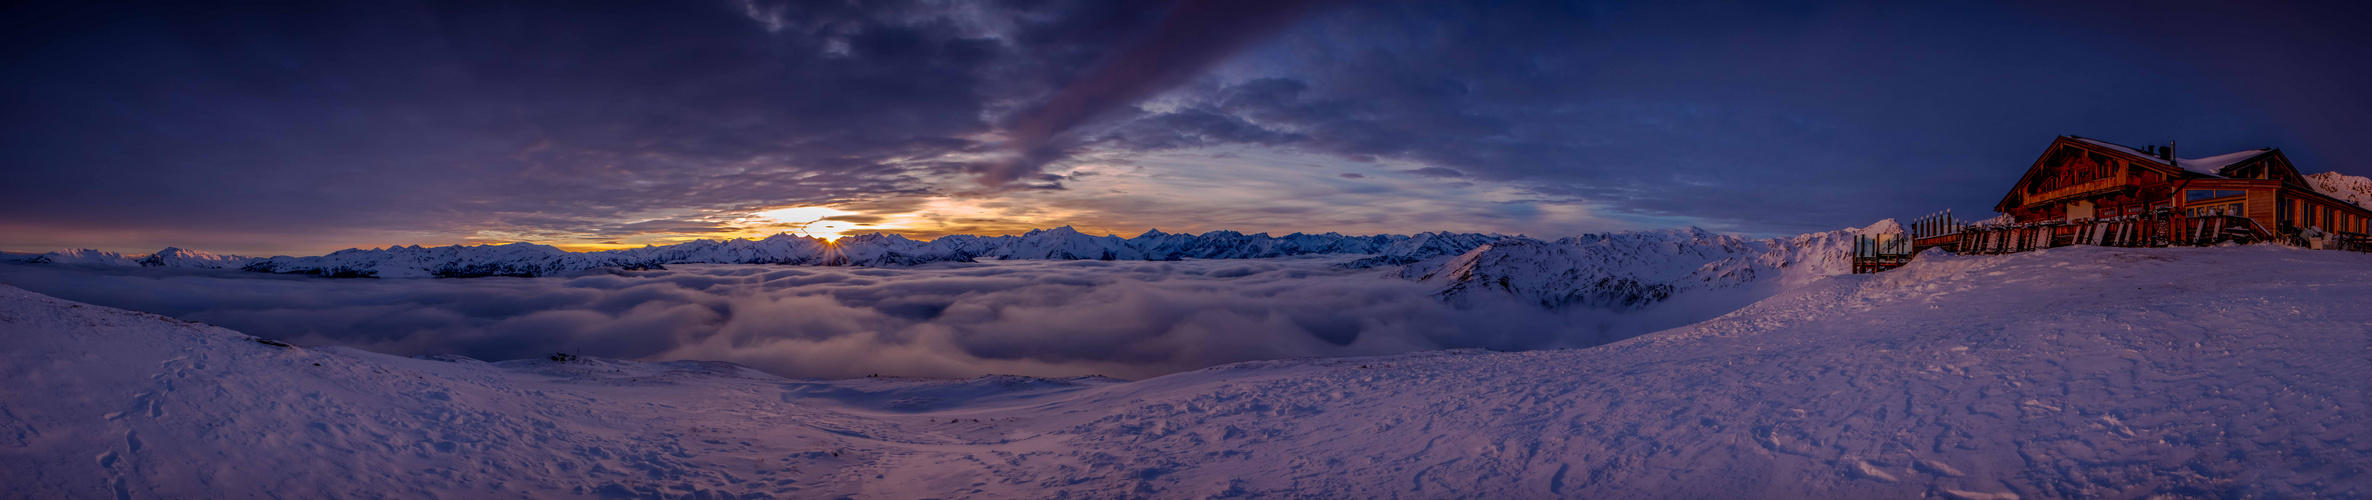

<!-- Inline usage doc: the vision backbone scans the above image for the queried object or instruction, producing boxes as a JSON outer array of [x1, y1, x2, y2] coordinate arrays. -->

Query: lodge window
[[2189, 202, 2245, 218], [2183, 189, 2245, 203]]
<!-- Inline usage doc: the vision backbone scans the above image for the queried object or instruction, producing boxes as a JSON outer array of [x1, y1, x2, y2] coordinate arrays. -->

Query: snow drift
[[3, 244, 2364, 498]]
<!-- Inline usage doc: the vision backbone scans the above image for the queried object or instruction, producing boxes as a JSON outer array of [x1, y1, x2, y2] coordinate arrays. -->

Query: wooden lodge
[[1996, 136, 2369, 237], [1855, 136, 2372, 273]]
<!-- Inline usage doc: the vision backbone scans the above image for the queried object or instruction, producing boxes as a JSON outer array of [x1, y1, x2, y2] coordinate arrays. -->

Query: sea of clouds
[[0, 257, 1726, 379]]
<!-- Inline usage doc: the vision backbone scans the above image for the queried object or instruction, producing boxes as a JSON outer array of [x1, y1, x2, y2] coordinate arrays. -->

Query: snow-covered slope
[[2305, 171, 2372, 210], [1410, 220, 1894, 310], [5, 245, 2364, 498]]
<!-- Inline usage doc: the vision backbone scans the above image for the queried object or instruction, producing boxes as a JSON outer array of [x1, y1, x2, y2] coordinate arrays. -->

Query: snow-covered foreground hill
[[4, 245, 2366, 498]]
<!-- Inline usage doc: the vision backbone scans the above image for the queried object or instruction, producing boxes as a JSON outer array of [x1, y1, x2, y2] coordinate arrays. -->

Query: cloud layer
[[0, 259, 1730, 379]]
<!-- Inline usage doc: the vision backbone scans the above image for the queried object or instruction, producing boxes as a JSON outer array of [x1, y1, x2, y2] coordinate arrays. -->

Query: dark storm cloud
[[0, 0, 1179, 251], [972, 0, 1333, 186], [0, 259, 1687, 379]]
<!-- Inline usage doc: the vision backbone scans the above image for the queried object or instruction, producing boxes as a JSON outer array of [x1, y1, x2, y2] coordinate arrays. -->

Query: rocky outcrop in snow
[[2305, 171, 2372, 210]]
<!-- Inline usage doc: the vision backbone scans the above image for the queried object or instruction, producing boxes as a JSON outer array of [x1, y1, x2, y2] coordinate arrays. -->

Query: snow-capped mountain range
[[10, 226, 1522, 278], [2305, 171, 2372, 210], [12, 222, 1904, 313], [23, 247, 255, 269]]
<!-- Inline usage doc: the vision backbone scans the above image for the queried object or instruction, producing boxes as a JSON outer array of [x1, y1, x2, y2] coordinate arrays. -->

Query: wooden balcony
[[2014, 177, 2130, 207]]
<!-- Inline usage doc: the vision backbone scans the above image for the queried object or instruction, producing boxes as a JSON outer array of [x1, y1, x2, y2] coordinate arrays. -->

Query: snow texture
[[4, 244, 2365, 498], [2173, 149, 2269, 176]]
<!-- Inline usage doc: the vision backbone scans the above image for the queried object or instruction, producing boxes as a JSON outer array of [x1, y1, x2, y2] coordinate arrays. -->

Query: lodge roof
[[2068, 136, 2273, 178], [1995, 136, 2291, 213]]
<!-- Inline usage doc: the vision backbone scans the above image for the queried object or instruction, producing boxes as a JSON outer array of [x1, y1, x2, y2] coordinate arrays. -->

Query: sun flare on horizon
[[753, 206, 868, 239]]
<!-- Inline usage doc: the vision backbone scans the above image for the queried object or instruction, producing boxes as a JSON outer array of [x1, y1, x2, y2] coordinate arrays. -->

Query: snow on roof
[[2175, 149, 2271, 176], [2068, 137, 2268, 177], [2071, 137, 2165, 164]]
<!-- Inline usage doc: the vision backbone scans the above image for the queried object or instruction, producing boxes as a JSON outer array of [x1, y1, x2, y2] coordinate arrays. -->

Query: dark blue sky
[[4, 0, 2367, 255]]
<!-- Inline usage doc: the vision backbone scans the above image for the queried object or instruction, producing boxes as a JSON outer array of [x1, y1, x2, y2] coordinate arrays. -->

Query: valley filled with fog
[[0, 256, 1761, 379]]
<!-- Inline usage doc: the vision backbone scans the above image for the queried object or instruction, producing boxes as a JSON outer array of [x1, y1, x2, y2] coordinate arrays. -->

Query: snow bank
[[5, 244, 2364, 498]]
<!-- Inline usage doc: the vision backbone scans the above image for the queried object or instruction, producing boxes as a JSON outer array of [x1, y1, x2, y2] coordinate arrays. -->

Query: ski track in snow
[[2, 245, 2368, 498]]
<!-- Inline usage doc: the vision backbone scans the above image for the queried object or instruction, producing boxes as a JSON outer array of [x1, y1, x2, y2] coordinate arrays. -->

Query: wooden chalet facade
[[1995, 136, 2372, 238]]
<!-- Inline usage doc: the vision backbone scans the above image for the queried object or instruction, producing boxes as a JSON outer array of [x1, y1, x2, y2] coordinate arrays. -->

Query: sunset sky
[[5, 1, 2369, 256]]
